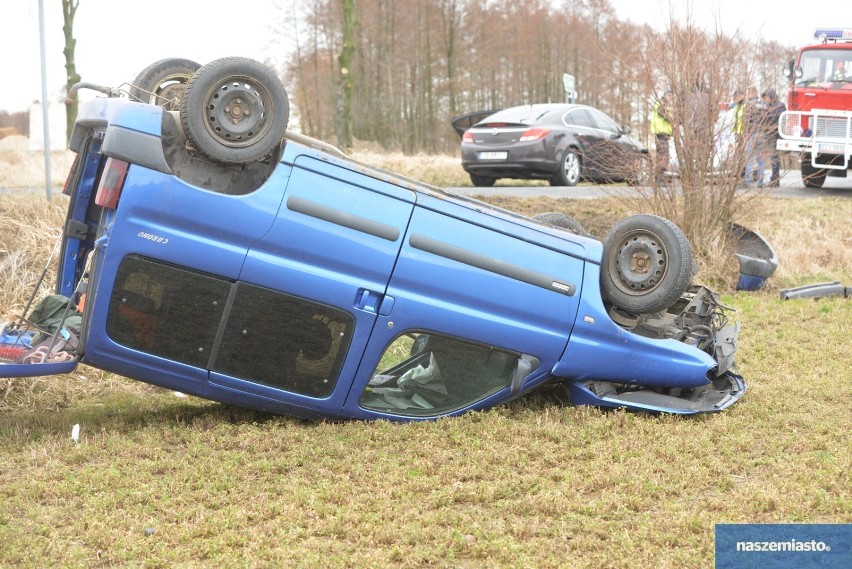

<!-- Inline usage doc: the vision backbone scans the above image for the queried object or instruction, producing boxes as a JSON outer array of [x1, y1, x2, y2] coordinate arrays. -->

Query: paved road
[[449, 170, 852, 199], [5, 170, 851, 199]]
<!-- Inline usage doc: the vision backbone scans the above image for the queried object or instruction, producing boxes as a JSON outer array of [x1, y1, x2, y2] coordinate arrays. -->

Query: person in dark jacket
[[743, 86, 767, 187], [762, 88, 786, 187]]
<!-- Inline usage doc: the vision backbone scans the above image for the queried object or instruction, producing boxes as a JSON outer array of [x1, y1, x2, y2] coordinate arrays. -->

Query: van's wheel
[[533, 212, 587, 235], [128, 58, 200, 111], [601, 214, 694, 314], [180, 57, 290, 165]]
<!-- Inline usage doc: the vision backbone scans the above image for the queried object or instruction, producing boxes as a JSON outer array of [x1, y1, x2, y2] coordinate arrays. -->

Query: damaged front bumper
[[563, 285, 747, 414], [565, 371, 746, 414]]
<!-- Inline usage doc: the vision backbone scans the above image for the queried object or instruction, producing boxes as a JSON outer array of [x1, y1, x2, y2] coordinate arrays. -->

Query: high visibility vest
[[650, 102, 672, 136], [733, 101, 746, 135]]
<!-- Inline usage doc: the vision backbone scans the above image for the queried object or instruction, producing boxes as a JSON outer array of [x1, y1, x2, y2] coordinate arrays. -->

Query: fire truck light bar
[[813, 28, 852, 40]]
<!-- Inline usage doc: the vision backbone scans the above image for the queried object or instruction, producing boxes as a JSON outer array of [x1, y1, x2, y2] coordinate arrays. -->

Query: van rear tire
[[181, 57, 290, 165]]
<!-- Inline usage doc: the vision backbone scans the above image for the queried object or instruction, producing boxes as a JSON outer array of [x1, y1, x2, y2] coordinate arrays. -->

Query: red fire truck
[[777, 28, 852, 188]]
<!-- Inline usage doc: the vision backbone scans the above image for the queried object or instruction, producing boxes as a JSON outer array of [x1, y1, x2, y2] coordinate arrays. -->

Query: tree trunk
[[62, 0, 81, 147], [336, 0, 356, 151]]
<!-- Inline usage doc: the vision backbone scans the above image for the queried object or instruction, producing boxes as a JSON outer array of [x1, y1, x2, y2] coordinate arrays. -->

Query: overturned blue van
[[1, 58, 745, 420]]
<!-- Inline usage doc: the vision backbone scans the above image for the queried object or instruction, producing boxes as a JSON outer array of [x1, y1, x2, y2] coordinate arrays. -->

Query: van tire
[[129, 58, 201, 111], [181, 57, 290, 165], [601, 214, 694, 314]]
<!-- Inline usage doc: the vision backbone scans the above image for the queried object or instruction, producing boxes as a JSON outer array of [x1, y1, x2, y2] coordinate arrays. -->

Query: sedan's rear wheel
[[627, 154, 652, 186], [469, 174, 496, 187], [601, 215, 694, 314], [551, 149, 580, 187]]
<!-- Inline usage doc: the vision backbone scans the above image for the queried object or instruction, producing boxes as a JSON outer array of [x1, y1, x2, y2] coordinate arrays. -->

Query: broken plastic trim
[[564, 371, 746, 414], [727, 223, 779, 291], [779, 282, 850, 300]]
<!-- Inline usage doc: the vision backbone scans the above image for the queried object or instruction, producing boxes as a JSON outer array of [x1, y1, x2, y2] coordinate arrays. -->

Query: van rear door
[[0, 133, 106, 377]]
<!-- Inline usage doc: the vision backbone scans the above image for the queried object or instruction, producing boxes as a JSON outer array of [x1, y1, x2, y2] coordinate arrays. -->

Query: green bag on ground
[[28, 294, 83, 333]]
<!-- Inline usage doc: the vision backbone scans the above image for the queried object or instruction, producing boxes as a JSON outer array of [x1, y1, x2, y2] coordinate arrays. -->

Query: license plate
[[478, 151, 508, 160], [816, 142, 846, 154]]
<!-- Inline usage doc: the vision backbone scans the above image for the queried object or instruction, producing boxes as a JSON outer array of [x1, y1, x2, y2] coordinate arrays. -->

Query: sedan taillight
[[462, 130, 474, 143], [519, 128, 550, 142]]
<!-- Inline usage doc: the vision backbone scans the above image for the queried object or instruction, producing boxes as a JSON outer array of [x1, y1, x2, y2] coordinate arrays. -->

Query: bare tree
[[336, 0, 356, 151], [440, 0, 461, 118], [284, 0, 795, 162], [62, 0, 81, 146], [622, 10, 771, 270]]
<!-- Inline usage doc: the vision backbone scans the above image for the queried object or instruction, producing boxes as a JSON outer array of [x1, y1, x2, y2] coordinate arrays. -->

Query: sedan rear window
[[565, 109, 594, 128]]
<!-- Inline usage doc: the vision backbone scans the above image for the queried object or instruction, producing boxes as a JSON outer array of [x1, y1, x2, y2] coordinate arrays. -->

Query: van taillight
[[95, 158, 129, 209]]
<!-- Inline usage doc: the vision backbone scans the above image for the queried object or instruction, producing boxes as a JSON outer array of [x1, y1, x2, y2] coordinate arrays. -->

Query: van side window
[[107, 255, 230, 368], [360, 332, 517, 416], [212, 283, 354, 398], [108, 256, 354, 397]]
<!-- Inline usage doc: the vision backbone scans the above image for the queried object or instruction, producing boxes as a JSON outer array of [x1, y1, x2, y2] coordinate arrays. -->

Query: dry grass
[[351, 149, 472, 188], [739, 198, 852, 284], [0, 135, 75, 191], [0, 298, 849, 567], [0, 141, 850, 567], [0, 195, 67, 316]]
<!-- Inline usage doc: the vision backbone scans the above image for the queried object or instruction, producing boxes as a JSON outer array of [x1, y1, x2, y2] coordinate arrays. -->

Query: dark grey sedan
[[457, 104, 648, 187]]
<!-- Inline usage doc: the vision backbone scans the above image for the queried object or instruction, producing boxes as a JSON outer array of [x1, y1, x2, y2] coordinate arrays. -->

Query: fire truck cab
[[777, 28, 852, 188]]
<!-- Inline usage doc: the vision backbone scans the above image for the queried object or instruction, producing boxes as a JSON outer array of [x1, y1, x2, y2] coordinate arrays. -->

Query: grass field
[[0, 142, 850, 567]]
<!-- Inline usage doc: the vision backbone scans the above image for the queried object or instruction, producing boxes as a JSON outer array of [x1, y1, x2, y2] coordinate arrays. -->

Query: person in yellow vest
[[730, 89, 746, 139], [649, 90, 673, 183], [729, 89, 747, 182]]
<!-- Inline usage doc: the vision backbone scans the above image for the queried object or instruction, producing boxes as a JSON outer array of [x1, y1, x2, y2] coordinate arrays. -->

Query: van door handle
[[355, 288, 383, 313]]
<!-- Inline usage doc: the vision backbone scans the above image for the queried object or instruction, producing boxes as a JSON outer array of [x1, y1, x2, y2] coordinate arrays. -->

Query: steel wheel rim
[[608, 229, 669, 296], [152, 75, 191, 110], [201, 75, 276, 149]]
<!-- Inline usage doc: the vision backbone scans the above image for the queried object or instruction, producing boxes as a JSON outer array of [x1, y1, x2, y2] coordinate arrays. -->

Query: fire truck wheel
[[801, 162, 827, 188]]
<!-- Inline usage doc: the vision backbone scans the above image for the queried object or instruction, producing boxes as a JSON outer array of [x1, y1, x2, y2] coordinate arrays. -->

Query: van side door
[[208, 155, 416, 416]]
